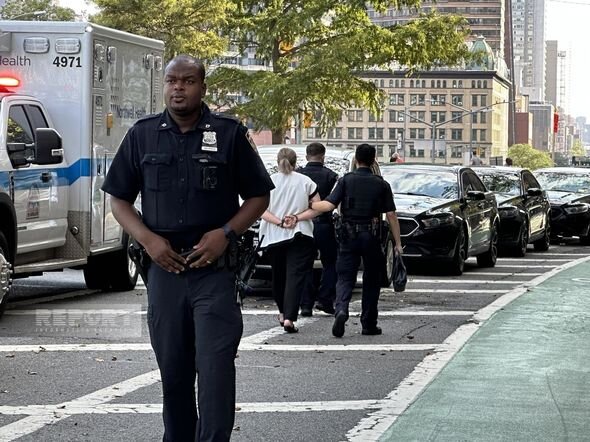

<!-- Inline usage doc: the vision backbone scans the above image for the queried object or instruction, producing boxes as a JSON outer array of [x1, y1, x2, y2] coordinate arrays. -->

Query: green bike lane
[[380, 257, 590, 441]]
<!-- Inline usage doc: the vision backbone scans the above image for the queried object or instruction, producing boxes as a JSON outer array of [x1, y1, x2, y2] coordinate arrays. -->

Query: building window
[[410, 128, 425, 139], [328, 127, 342, 139], [368, 128, 384, 139], [306, 128, 315, 138], [410, 80, 414, 88], [389, 79, 394, 87], [442, 80, 447, 88], [451, 129, 463, 140], [451, 94, 464, 106], [471, 80, 476, 88], [480, 112, 487, 124], [480, 95, 487, 106], [472, 128, 477, 141], [451, 145, 463, 158], [395, 79, 399, 88], [452, 80, 457, 88], [472, 95, 478, 106], [483, 80, 488, 88], [458, 80, 463, 88], [431, 94, 446, 105], [437, 128, 446, 139], [389, 110, 404, 122], [430, 111, 446, 123], [389, 94, 405, 105], [477, 80, 482, 88], [401, 80, 405, 88], [347, 110, 364, 122], [410, 94, 425, 105], [369, 112, 383, 122], [480, 129, 486, 141], [451, 111, 463, 123], [389, 128, 404, 139], [409, 111, 425, 122], [472, 113, 478, 124], [348, 127, 363, 139]]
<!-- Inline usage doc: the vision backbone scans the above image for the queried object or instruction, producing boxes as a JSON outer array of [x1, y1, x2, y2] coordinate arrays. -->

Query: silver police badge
[[202, 131, 218, 151]]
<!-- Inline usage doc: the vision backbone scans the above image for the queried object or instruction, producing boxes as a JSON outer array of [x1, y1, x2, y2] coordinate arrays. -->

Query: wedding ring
[[206, 260, 213, 264]]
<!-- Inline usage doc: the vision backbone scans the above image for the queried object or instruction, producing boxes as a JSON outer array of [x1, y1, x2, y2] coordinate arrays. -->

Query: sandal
[[277, 314, 285, 327], [283, 319, 298, 333]]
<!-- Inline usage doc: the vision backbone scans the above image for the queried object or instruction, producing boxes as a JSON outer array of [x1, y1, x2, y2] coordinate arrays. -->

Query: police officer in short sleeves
[[311, 144, 403, 338], [102, 55, 274, 442]]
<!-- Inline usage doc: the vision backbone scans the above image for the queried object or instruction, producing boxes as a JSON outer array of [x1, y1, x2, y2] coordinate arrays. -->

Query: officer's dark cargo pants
[[147, 264, 243, 442], [335, 231, 383, 329]]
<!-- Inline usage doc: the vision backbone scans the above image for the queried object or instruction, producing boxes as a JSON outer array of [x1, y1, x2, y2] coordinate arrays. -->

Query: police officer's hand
[[282, 215, 297, 229], [145, 235, 187, 273], [188, 228, 228, 268], [395, 244, 404, 256]]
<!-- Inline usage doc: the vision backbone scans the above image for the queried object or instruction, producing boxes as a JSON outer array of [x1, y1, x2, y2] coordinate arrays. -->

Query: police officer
[[102, 55, 274, 442], [311, 144, 403, 337], [297, 142, 338, 316]]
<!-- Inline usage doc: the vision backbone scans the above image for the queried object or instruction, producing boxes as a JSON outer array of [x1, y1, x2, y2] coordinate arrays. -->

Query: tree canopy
[[507, 144, 553, 170], [207, 0, 472, 142], [571, 139, 586, 157], [0, 0, 76, 21], [93, 0, 233, 61]]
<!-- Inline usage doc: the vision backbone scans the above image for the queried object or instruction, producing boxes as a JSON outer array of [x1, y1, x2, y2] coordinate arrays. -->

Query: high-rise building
[[512, 0, 546, 102], [368, 0, 506, 57], [545, 40, 558, 107]]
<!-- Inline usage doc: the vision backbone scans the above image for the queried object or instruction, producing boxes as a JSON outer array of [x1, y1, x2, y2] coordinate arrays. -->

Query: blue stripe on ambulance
[[0, 159, 93, 191]]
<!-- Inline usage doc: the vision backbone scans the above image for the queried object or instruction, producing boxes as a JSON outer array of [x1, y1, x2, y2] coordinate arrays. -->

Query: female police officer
[[102, 55, 274, 442], [311, 144, 403, 338]]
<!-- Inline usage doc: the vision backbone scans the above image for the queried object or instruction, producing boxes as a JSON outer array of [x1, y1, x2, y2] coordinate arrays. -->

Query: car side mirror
[[33, 128, 63, 165], [526, 188, 543, 197], [465, 190, 486, 201]]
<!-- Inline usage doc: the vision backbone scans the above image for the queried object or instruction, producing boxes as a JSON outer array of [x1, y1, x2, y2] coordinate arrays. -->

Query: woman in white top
[[260, 148, 320, 333]]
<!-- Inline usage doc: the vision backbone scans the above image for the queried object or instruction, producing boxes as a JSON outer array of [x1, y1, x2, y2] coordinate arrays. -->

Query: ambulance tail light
[[0, 76, 20, 92]]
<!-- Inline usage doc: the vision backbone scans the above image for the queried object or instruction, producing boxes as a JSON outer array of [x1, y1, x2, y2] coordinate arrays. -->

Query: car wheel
[[0, 232, 13, 319], [533, 221, 551, 251], [512, 223, 529, 257], [385, 237, 395, 284], [477, 223, 498, 268], [447, 227, 466, 276]]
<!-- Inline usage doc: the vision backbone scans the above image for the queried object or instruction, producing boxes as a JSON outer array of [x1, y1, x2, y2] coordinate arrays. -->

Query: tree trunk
[[272, 129, 286, 144]]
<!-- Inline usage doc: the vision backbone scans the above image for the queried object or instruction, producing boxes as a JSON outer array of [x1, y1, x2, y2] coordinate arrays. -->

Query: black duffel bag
[[393, 253, 407, 292]]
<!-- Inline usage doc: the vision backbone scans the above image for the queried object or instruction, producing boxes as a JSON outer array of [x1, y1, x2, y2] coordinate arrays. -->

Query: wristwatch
[[222, 223, 238, 242]]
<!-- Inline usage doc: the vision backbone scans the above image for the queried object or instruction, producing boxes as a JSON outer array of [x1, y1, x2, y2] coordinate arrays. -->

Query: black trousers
[[147, 264, 243, 442], [335, 231, 383, 329], [301, 222, 338, 309], [267, 234, 315, 321]]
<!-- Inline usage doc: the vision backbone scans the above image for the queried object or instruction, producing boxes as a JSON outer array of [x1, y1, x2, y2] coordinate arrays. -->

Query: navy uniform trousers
[[334, 231, 383, 329], [147, 263, 243, 442]]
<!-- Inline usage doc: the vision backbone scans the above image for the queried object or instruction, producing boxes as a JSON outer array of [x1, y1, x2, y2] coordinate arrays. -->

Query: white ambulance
[[0, 21, 165, 317]]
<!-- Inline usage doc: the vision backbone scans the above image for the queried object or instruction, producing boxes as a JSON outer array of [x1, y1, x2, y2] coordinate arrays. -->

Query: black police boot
[[315, 303, 336, 315], [361, 326, 382, 336], [300, 307, 313, 317], [332, 311, 347, 338]]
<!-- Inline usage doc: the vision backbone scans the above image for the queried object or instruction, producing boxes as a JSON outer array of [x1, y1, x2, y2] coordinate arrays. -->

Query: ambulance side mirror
[[34, 128, 64, 165]]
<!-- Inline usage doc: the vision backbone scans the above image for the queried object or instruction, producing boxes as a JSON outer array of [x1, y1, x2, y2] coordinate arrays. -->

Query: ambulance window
[[7, 106, 34, 144], [25, 105, 49, 131]]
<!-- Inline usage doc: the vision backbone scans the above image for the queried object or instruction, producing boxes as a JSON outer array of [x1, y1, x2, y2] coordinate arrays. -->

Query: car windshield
[[478, 172, 520, 195], [258, 152, 351, 177], [535, 172, 590, 193], [381, 169, 458, 199]]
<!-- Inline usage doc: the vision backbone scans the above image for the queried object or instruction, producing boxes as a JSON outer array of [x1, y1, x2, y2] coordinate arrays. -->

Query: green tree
[[507, 144, 553, 170], [0, 0, 76, 21], [93, 0, 233, 61], [571, 139, 586, 157], [208, 0, 472, 143]]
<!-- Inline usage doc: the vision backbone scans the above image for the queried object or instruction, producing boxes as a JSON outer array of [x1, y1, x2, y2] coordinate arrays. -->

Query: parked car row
[[248, 144, 590, 280]]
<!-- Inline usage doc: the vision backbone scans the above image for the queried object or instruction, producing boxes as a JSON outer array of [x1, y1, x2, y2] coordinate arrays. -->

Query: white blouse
[[259, 171, 317, 247]]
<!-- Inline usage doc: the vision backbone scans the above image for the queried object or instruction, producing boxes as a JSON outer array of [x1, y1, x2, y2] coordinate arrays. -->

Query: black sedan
[[472, 166, 551, 256], [534, 167, 590, 245], [380, 164, 499, 275]]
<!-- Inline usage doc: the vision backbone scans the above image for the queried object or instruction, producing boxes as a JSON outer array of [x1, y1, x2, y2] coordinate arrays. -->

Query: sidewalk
[[380, 259, 590, 441]]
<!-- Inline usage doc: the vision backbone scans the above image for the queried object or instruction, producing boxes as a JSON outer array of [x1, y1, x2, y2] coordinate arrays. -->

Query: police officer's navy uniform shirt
[[298, 161, 338, 223], [102, 104, 274, 244], [325, 167, 396, 223]]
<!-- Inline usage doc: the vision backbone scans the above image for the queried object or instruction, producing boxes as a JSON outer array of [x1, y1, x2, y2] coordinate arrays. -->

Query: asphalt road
[[1, 242, 589, 442]]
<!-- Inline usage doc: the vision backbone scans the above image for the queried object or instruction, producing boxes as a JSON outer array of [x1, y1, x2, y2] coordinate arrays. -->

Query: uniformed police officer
[[311, 144, 403, 337], [102, 55, 274, 442], [297, 142, 338, 316]]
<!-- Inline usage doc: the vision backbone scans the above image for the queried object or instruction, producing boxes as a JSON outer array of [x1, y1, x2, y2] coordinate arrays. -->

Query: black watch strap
[[222, 224, 238, 242]]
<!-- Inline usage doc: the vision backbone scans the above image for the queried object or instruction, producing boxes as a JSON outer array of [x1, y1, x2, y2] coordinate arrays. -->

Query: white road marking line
[[493, 264, 557, 268], [346, 255, 590, 441], [464, 272, 542, 276], [240, 317, 318, 345], [0, 400, 390, 416], [386, 288, 506, 293], [0, 370, 160, 442], [498, 257, 571, 261], [408, 279, 523, 284], [0, 342, 437, 353], [526, 253, 588, 256]]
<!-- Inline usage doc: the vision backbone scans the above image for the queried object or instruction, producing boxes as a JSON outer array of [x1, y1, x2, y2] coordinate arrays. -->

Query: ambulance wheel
[[0, 232, 13, 319], [106, 235, 139, 291], [83, 254, 110, 290]]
